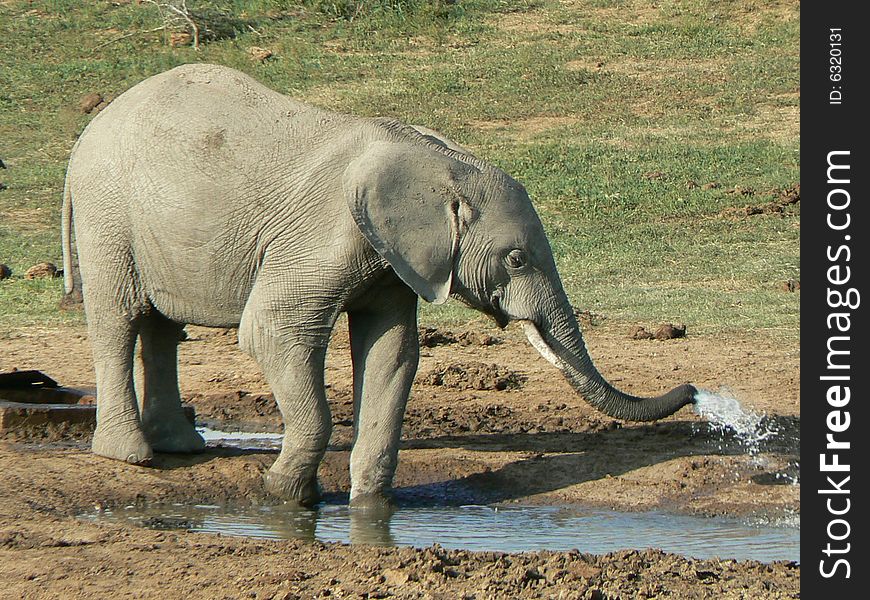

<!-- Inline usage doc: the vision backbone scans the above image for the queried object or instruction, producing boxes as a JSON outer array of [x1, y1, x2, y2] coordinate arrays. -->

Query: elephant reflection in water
[[268, 506, 395, 546]]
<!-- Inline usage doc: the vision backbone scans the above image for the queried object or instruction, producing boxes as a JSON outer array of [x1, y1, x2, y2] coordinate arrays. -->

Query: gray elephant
[[62, 64, 696, 508]]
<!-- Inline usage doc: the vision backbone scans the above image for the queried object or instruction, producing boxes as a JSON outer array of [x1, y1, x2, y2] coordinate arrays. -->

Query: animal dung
[[79, 92, 104, 114], [417, 361, 524, 391], [24, 262, 59, 279], [629, 325, 654, 340], [780, 279, 800, 292], [248, 46, 273, 62], [654, 323, 687, 340], [629, 323, 687, 341], [170, 32, 193, 47]]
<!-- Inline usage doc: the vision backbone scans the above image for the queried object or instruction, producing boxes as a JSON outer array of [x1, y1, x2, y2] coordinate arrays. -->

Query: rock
[[654, 323, 686, 340], [24, 262, 59, 279], [79, 93, 103, 114], [0, 402, 96, 434], [0, 264, 11, 280], [695, 569, 719, 580], [701, 182, 720, 190], [567, 561, 601, 580], [382, 568, 410, 586]]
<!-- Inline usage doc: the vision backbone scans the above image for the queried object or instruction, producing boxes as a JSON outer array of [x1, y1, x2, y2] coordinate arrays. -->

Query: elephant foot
[[92, 427, 153, 465], [349, 490, 395, 514], [143, 416, 206, 454], [263, 469, 321, 507]]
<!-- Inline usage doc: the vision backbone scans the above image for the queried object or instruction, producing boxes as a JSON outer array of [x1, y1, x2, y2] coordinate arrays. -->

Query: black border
[[803, 4, 868, 595]]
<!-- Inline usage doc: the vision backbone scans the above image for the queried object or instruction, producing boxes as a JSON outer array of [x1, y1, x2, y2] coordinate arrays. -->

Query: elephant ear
[[344, 141, 475, 304]]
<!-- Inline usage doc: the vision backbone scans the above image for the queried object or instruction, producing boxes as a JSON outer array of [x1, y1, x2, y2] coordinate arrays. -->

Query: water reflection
[[81, 501, 800, 562], [264, 504, 396, 546], [348, 509, 396, 546]]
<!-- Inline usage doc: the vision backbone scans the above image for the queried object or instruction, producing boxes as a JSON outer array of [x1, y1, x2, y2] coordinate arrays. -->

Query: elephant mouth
[[491, 312, 509, 329], [449, 290, 509, 328], [488, 292, 510, 328]]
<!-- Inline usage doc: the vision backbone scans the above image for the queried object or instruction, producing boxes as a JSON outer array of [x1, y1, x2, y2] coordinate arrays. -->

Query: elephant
[[61, 63, 697, 509]]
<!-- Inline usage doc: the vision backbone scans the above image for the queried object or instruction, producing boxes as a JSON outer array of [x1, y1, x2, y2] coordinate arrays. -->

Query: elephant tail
[[61, 171, 73, 294], [60, 170, 83, 309]]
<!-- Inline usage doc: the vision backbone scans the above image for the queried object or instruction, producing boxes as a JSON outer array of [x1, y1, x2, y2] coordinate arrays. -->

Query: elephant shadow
[[151, 416, 799, 507], [150, 445, 276, 470], [386, 415, 800, 506]]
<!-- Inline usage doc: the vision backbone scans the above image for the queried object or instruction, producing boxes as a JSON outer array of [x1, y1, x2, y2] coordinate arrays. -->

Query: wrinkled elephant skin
[[63, 64, 696, 507]]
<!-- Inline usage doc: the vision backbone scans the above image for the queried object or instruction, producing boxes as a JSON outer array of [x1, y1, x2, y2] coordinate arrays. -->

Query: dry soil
[[0, 319, 800, 598]]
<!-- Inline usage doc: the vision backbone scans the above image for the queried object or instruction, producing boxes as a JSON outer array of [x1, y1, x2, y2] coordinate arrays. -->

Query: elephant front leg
[[347, 287, 419, 509], [266, 344, 332, 506]]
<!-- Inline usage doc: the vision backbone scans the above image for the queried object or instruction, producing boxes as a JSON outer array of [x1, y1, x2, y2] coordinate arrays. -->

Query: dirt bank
[[0, 320, 800, 597]]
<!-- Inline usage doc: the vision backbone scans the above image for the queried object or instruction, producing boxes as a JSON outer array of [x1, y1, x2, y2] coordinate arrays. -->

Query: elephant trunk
[[521, 304, 696, 422]]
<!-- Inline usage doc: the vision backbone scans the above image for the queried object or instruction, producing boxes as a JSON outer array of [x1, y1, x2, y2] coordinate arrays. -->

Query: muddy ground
[[0, 319, 799, 598]]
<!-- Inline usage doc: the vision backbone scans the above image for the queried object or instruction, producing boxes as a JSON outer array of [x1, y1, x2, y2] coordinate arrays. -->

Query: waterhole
[[80, 503, 799, 563], [181, 417, 799, 563]]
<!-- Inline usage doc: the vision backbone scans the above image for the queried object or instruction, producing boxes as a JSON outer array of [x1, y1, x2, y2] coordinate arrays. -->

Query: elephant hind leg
[[75, 198, 154, 464], [87, 308, 153, 465], [137, 312, 205, 453]]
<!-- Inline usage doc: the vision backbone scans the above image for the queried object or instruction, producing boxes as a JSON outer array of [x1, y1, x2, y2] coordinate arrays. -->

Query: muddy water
[[197, 427, 283, 449], [180, 428, 800, 562], [80, 502, 799, 563], [183, 416, 802, 563]]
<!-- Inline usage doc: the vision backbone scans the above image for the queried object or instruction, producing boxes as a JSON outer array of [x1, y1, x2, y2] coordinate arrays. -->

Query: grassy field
[[0, 0, 799, 338]]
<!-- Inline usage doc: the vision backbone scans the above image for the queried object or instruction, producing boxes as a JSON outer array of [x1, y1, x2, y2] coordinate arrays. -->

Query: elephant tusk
[[520, 320, 564, 370]]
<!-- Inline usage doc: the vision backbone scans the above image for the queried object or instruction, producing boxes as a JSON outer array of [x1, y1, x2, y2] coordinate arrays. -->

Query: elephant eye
[[506, 249, 527, 269]]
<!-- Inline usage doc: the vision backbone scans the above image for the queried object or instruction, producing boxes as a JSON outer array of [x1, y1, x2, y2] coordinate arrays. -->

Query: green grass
[[0, 0, 799, 339]]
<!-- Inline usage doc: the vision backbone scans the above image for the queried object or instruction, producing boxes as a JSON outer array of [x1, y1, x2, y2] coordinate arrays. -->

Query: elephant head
[[345, 132, 697, 422]]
